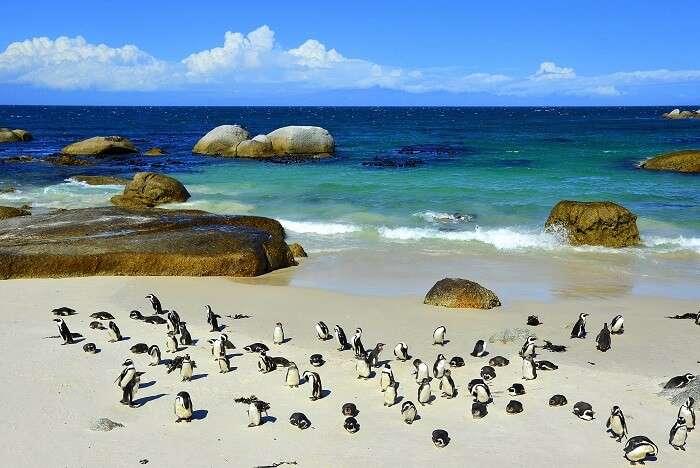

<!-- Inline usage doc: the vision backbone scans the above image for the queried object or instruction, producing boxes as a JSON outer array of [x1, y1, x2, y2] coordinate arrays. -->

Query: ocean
[[1, 106, 698, 298]]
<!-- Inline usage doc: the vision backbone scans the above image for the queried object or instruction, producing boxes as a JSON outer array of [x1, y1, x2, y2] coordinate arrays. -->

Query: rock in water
[[192, 125, 250, 156], [289, 243, 308, 258], [110, 172, 190, 208], [0, 206, 295, 279], [544, 200, 640, 248], [424, 278, 501, 309], [0, 128, 33, 142], [70, 175, 131, 186], [0, 206, 30, 220], [640, 150, 700, 174], [90, 418, 124, 432], [662, 108, 700, 120], [144, 147, 166, 156], [61, 136, 138, 156], [266, 126, 334, 156], [236, 134, 274, 158]]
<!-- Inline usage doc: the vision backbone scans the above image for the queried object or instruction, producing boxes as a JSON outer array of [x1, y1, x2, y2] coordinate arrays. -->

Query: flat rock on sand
[[0, 206, 30, 220], [640, 150, 700, 173], [424, 278, 501, 309], [0, 207, 295, 279]]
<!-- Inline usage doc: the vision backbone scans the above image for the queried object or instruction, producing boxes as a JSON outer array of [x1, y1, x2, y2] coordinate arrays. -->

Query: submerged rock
[[0, 128, 32, 142], [61, 136, 138, 156], [0, 206, 295, 279], [110, 172, 190, 208], [424, 278, 501, 309], [640, 150, 700, 173], [192, 125, 250, 156], [143, 147, 166, 156], [544, 200, 640, 247], [266, 126, 335, 157], [289, 243, 308, 258], [1, 155, 36, 163], [362, 157, 424, 168], [44, 154, 92, 166], [0, 206, 30, 220], [662, 109, 700, 120], [71, 175, 131, 186]]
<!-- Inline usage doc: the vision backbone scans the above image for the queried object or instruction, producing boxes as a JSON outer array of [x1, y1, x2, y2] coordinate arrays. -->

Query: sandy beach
[[1, 272, 697, 467]]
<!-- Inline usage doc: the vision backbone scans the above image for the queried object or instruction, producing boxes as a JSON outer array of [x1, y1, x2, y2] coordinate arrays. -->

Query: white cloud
[[532, 61, 576, 80], [288, 39, 345, 68]]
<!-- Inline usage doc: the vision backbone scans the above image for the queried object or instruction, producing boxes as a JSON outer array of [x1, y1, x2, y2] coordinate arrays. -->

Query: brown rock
[[144, 147, 166, 156], [0, 206, 30, 220], [640, 150, 700, 173], [61, 136, 138, 156], [0, 128, 32, 142], [289, 243, 308, 258], [71, 175, 131, 186], [424, 278, 501, 309], [544, 200, 640, 247], [44, 155, 92, 166], [0, 187, 16, 194], [0, 207, 295, 279], [111, 172, 190, 208], [1, 155, 35, 163]]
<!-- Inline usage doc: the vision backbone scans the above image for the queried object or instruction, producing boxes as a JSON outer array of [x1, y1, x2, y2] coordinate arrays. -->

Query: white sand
[[0, 276, 697, 467]]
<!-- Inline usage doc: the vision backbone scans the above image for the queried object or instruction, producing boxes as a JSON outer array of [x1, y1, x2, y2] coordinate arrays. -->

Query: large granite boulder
[[545, 200, 640, 247], [236, 134, 274, 158], [266, 126, 334, 156], [424, 278, 501, 309], [61, 136, 138, 156], [0, 206, 30, 220], [192, 125, 250, 156], [71, 175, 131, 186], [0, 128, 33, 142], [0, 207, 295, 279], [111, 172, 190, 208], [640, 150, 700, 173], [662, 109, 700, 120]]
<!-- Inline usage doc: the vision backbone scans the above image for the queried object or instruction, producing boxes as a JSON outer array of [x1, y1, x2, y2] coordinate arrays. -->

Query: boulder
[[640, 150, 700, 173], [544, 200, 640, 247], [266, 126, 334, 156], [662, 109, 700, 120], [424, 278, 501, 309], [192, 125, 250, 156], [144, 147, 166, 156], [0, 206, 30, 220], [70, 175, 131, 186], [44, 154, 92, 166], [61, 136, 138, 156], [1, 155, 36, 163], [111, 172, 190, 208], [0, 207, 295, 279], [0, 128, 32, 142], [236, 134, 273, 158], [289, 243, 308, 258]]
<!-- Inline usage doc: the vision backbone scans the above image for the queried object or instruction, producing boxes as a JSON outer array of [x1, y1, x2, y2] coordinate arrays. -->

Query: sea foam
[[378, 226, 565, 250], [280, 219, 362, 235]]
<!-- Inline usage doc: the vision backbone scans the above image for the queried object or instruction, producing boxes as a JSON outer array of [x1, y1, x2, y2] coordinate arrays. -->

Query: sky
[[0, 0, 699, 106]]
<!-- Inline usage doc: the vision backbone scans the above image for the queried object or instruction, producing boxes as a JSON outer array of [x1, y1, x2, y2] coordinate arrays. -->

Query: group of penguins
[[51, 298, 698, 464]]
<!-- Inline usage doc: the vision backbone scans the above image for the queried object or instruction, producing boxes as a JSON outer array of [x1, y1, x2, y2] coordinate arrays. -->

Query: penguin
[[174, 391, 193, 423], [315, 321, 332, 341], [367, 343, 385, 367], [352, 328, 366, 358], [606, 405, 628, 442], [596, 323, 611, 352], [472, 401, 488, 419], [519, 336, 537, 358], [205, 305, 220, 332], [248, 400, 270, 427], [522, 355, 537, 380], [433, 354, 447, 379], [344, 416, 360, 433], [418, 377, 432, 406], [309, 354, 324, 367], [379, 365, 395, 392], [334, 325, 350, 351], [670, 416, 688, 450], [542, 340, 567, 352], [610, 314, 624, 334], [143, 315, 167, 325], [146, 344, 160, 366], [165, 331, 178, 353], [678, 397, 695, 431], [506, 400, 523, 414], [433, 326, 446, 346], [535, 360, 558, 371], [130, 343, 149, 354], [273, 322, 285, 345], [216, 356, 230, 374], [303, 371, 322, 400], [527, 315, 541, 326], [573, 401, 595, 421], [178, 322, 192, 346], [440, 368, 457, 398], [570, 312, 589, 339], [623, 436, 658, 464], [289, 412, 311, 430], [508, 383, 526, 396], [91, 311, 115, 320], [489, 356, 509, 367], [107, 321, 122, 342], [145, 294, 163, 314], [167, 310, 181, 334], [342, 403, 358, 417], [270, 356, 292, 368], [211, 334, 228, 359], [180, 354, 195, 382], [449, 356, 465, 368], [53, 318, 74, 345], [469, 379, 492, 404], [432, 429, 450, 448], [356, 357, 372, 379], [129, 310, 144, 321], [394, 342, 410, 361], [83, 343, 97, 354], [286, 362, 300, 387], [115, 359, 140, 406], [243, 343, 268, 354], [89, 321, 106, 330], [52, 306, 76, 317], [413, 359, 430, 383], [664, 373, 696, 389], [384, 381, 398, 407], [470, 340, 487, 357], [257, 351, 275, 373], [401, 401, 418, 424], [167, 356, 185, 375], [480, 366, 496, 381], [549, 394, 568, 406]]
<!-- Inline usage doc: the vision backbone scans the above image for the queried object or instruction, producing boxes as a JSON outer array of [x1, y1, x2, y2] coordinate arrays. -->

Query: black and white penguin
[[165, 331, 178, 353], [470, 340, 487, 357], [623, 436, 658, 464], [519, 336, 537, 358], [527, 315, 541, 326], [606, 405, 628, 442], [489, 356, 509, 367], [469, 379, 492, 404], [480, 366, 496, 381], [535, 360, 559, 371], [83, 343, 97, 354], [433, 326, 446, 346], [413, 359, 430, 383], [273, 322, 285, 345], [440, 368, 457, 399], [211, 333, 229, 358], [344, 416, 360, 433], [174, 391, 193, 423], [433, 354, 447, 379], [143, 315, 167, 325], [394, 342, 410, 361], [670, 416, 688, 450], [432, 429, 450, 448], [506, 400, 523, 414], [89, 321, 106, 330], [508, 383, 526, 396], [342, 403, 358, 417], [283, 361, 299, 387], [367, 343, 385, 367], [401, 401, 418, 424], [315, 321, 332, 341], [217, 355, 230, 374], [248, 400, 270, 427], [130, 343, 149, 354], [449, 356, 465, 367], [205, 305, 221, 332], [549, 394, 568, 406], [664, 373, 696, 389], [379, 365, 395, 392], [596, 323, 611, 352], [309, 354, 324, 367], [542, 340, 567, 352], [573, 401, 595, 421], [570, 313, 589, 339], [610, 314, 624, 334], [180, 354, 195, 382], [352, 328, 366, 358], [303, 371, 322, 401], [334, 325, 350, 351], [129, 310, 144, 320], [91, 311, 115, 320], [678, 397, 695, 431], [472, 401, 488, 419], [107, 321, 122, 342], [115, 359, 139, 406], [384, 381, 398, 407], [522, 355, 537, 380], [355, 356, 372, 379], [289, 412, 311, 430], [52, 306, 76, 317], [53, 318, 74, 345], [418, 378, 432, 406], [145, 294, 163, 314], [178, 322, 192, 346], [257, 351, 275, 373], [243, 342, 268, 354], [148, 345, 161, 366], [167, 310, 181, 334]]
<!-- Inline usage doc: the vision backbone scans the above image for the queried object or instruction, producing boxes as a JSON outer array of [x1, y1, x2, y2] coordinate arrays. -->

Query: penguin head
[[355, 327, 362, 335], [276, 322, 283, 327], [413, 358, 422, 368], [686, 397, 695, 408], [684, 373, 696, 382], [443, 369, 451, 377], [527, 336, 537, 344], [145, 294, 155, 300], [52, 318, 63, 323], [204, 304, 211, 312], [122, 359, 134, 366], [677, 416, 686, 426], [611, 405, 622, 416], [437, 354, 445, 360], [580, 313, 589, 319]]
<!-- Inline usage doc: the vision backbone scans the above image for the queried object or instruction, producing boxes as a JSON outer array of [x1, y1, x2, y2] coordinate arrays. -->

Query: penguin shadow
[[227, 352, 243, 359], [261, 415, 277, 424], [191, 409, 208, 421], [134, 393, 167, 407], [280, 338, 292, 344], [472, 351, 489, 358], [140, 380, 157, 388], [319, 389, 332, 399], [114, 336, 131, 342], [395, 395, 405, 404], [376, 359, 392, 367], [190, 373, 208, 381], [190, 339, 199, 346]]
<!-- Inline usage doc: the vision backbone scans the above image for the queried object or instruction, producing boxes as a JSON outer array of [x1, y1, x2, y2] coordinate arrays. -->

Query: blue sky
[[1, 0, 699, 105]]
